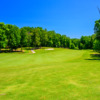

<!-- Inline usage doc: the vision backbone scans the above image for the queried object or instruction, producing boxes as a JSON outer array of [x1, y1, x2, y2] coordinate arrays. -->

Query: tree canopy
[[93, 19, 100, 52], [0, 22, 97, 52]]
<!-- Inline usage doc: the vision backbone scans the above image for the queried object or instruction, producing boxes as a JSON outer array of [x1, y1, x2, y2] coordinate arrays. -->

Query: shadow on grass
[[86, 54, 100, 60], [0, 50, 23, 53], [25, 47, 41, 50]]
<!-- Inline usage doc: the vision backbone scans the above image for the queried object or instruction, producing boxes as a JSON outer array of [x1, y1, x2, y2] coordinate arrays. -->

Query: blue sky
[[0, 0, 100, 38]]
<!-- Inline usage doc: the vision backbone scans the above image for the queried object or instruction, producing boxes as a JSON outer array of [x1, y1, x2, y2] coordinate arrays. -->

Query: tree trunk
[[21, 46, 22, 52], [10, 48, 13, 52], [0, 48, 1, 52]]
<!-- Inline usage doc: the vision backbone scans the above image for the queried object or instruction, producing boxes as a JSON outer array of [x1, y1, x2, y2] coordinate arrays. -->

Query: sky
[[0, 0, 100, 38]]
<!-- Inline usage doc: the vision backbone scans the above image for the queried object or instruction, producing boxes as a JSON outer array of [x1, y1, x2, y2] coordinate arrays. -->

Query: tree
[[80, 36, 92, 49], [21, 27, 33, 48], [6, 24, 21, 51], [71, 38, 80, 49], [93, 40, 100, 52], [0, 23, 6, 30], [55, 33, 61, 47], [91, 34, 96, 49], [61, 35, 70, 48], [31, 28, 41, 48], [70, 43, 76, 49], [47, 31, 54, 47], [94, 19, 100, 40], [79, 43, 84, 49], [39, 28, 48, 47], [0, 29, 7, 51], [20, 28, 28, 51], [93, 19, 100, 52]]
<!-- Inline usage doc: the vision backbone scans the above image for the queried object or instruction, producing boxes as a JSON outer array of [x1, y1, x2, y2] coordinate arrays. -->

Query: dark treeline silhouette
[[0, 22, 99, 52]]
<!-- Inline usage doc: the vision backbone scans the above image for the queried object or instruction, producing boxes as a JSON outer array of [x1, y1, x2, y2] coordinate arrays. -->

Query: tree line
[[0, 21, 100, 52]]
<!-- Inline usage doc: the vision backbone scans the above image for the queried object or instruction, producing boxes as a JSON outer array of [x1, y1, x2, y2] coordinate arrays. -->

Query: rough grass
[[0, 48, 100, 100]]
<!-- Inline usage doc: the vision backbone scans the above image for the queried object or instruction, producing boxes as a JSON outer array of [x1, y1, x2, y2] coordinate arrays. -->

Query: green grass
[[0, 48, 100, 100]]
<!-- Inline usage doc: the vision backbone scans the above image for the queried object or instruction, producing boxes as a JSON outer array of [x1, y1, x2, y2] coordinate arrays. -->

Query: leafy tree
[[94, 19, 100, 40], [80, 36, 92, 49], [70, 43, 76, 49], [0, 29, 7, 50], [32, 28, 41, 48], [91, 34, 96, 49], [93, 40, 100, 52], [55, 33, 61, 47], [79, 43, 84, 49], [47, 31, 54, 47], [48, 31, 57, 47], [93, 19, 100, 52], [61, 35, 70, 48], [6, 24, 20, 50], [21, 27, 33, 48], [39, 28, 48, 47], [20, 28, 28, 51], [71, 38, 80, 49], [65, 37, 70, 48], [0, 23, 6, 30]]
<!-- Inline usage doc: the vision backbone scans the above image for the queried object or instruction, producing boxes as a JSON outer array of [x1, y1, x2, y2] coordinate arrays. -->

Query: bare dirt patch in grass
[[45, 48, 54, 50]]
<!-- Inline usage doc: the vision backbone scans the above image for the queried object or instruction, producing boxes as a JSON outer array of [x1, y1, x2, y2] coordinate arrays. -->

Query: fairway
[[0, 48, 100, 100]]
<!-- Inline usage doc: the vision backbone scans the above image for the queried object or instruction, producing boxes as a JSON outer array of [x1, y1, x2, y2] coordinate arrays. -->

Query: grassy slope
[[0, 48, 100, 100]]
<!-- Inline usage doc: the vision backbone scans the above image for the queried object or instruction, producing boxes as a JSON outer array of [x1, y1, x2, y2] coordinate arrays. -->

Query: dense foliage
[[0, 22, 98, 51], [93, 19, 100, 52]]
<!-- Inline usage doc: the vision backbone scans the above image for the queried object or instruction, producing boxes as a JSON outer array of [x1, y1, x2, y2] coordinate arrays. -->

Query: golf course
[[0, 48, 100, 100]]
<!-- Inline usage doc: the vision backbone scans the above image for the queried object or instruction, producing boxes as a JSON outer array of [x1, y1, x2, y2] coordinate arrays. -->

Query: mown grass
[[0, 48, 100, 100]]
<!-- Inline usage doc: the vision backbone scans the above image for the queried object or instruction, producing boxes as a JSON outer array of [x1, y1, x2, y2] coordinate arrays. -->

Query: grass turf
[[0, 48, 100, 100]]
